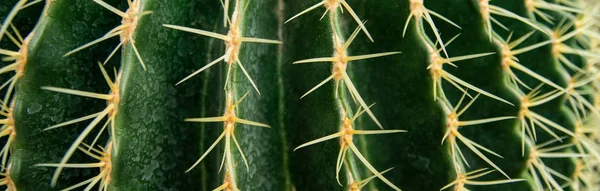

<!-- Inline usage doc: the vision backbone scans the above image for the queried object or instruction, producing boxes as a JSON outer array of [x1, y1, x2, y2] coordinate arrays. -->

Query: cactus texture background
[[1, 0, 600, 190]]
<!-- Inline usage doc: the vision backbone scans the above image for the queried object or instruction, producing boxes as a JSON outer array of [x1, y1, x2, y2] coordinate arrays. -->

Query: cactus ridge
[[164, 1, 279, 190], [0, 1, 41, 173], [286, 1, 406, 190], [0, 1, 42, 190], [406, 2, 522, 189]]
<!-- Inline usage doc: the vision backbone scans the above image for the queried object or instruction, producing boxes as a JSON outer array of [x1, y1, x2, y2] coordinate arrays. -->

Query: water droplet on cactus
[[27, 102, 41, 114]]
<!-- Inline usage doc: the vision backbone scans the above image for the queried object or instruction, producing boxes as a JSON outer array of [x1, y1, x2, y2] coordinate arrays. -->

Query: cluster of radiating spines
[[287, 0, 401, 128], [286, 0, 406, 189], [485, 0, 600, 118], [478, 0, 550, 41], [0, 163, 15, 190], [185, 91, 270, 191], [41, 62, 121, 186], [512, 85, 565, 153], [438, 92, 523, 190], [523, 0, 600, 118], [0, 0, 44, 127], [487, 0, 600, 126], [292, 24, 400, 129], [548, 18, 600, 74], [551, 0, 600, 162], [213, 170, 240, 191], [0, 100, 15, 168], [440, 168, 524, 191], [516, 0, 600, 190], [480, 0, 600, 189], [525, 137, 587, 191], [163, 0, 281, 94], [571, 159, 598, 191], [573, 121, 600, 166], [512, 83, 600, 191], [294, 105, 405, 190], [424, 35, 511, 105], [577, 102, 600, 189], [495, 32, 564, 91], [419, 0, 600, 189], [573, 1, 600, 189], [64, 0, 151, 69], [0, 24, 33, 106], [526, 0, 588, 24], [405, 1, 524, 106], [479, 0, 589, 95], [479, 3, 600, 160], [551, 13, 600, 146], [572, 4, 600, 48], [36, 142, 113, 191], [564, 72, 600, 124], [346, 169, 394, 191], [285, 0, 373, 42], [405, 0, 461, 60], [163, 1, 276, 190]]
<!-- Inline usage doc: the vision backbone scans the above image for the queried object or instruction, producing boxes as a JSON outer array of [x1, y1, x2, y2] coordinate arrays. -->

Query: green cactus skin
[[1, 0, 600, 191]]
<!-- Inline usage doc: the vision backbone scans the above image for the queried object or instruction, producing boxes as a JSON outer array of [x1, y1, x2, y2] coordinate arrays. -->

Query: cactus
[[1, 0, 599, 190]]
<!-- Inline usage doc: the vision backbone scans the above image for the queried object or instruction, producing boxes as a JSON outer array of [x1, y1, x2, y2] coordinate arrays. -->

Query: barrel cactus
[[0, 0, 599, 190]]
